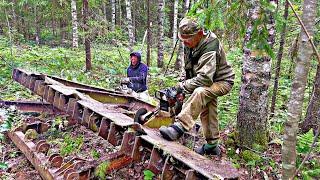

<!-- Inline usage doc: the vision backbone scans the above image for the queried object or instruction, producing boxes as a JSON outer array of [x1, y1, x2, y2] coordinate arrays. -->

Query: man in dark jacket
[[123, 51, 148, 93], [159, 17, 234, 156]]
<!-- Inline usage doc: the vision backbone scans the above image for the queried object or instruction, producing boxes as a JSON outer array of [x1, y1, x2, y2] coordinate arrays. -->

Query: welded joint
[[161, 156, 176, 180], [107, 122, 123, 146], [98, 117, 110, 139], [35, 80, 45, 97], [120, 131, 136, 156], [148, 147, 164, 174]]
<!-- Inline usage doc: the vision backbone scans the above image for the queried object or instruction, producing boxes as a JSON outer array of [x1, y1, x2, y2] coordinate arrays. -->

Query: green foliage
[[91, 149, 100, 160], [297, 130, 320, 154], [143, 169, 155, 180], [0, 162, 8, 170], [94, 161, 109, 180], [60, 134, 84, 156], [241, 150, 262, 167]]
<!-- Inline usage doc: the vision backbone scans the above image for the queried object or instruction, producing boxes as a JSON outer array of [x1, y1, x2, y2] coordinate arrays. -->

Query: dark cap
[[178, 17, 201, 40]]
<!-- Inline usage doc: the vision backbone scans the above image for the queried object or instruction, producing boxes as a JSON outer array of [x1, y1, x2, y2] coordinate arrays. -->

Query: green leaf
[[0, 162, 8, 170], [0, 133, 4, 141], [143, 169, 155, 180]]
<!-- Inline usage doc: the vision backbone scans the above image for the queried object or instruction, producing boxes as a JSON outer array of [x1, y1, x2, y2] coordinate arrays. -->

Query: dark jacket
[[182, 32, 234, 93], [127, 58, 148, 93]]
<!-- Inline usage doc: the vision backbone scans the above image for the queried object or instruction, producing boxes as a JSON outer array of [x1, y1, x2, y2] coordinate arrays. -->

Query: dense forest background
[[0, 0, 319, 179]]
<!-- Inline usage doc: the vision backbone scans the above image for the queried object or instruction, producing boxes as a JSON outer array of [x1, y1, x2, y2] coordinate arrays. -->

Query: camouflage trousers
[[177, 81, 232, 144]]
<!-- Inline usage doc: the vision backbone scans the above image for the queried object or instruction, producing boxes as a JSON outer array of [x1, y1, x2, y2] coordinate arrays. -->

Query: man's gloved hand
[[120, 77, 130, 84]]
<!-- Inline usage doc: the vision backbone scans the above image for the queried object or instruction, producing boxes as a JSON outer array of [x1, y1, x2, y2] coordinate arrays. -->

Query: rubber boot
[[159, 123, 185, 141], [195, 144, 221, 156]]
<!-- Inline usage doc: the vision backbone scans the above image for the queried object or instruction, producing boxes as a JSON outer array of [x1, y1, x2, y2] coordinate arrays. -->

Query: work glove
[[120, 77, 130, 84]]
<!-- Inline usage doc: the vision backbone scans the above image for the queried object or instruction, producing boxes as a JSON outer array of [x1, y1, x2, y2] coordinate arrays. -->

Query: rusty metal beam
[[0, 100, 57, 114], [8, 131, 56, 180]]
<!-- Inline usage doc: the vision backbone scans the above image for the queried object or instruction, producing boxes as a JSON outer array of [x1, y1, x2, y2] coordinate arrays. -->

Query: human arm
[[181, 51, 217, 93]]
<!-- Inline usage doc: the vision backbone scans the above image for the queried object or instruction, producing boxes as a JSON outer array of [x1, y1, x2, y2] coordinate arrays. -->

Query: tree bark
[[270, 1, 289, 117], [146, 0, 151, 66], [157, 0, 165, 68], [125, 0, 135, 52], [236, 0, 276, 148], [83, 0, 92, 71], [300, 65, 320, 134], [118, 0, 122, 26], [281, 0, 318, 178], [172, 0, 178, 47], [71, 0, 79, 48], [34, 5, 40, 45], [111, 0, 116, 30], [174, 0, 189, 70]]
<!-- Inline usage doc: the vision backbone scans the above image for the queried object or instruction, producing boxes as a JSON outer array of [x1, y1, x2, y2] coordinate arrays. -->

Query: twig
[[287, 0, 320, 64], [291, 125, 320, 179]]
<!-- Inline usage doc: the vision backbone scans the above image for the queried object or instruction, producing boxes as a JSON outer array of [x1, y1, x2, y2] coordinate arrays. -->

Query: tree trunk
[[132, 0, 137, 41], [118, 0, 122, 26], [51, 10, 55, 38], [270, 1, 289, 117], [174, 0, 190, 70], [34, 5, 40, 45], [111, 0, 116, 30], [236, 0, 276, 149], [157, 0, 165, 68], [125, 0, 135, 52], [71, 0, 79, 48], [281, 0, 318, 178], [146, 0, 151, 66], [83, 0, 92, 71], [300, 65, 320, 134], [60, 18, 66, 46], [172, 0, 178, 47], [102, 1, 107, 21]]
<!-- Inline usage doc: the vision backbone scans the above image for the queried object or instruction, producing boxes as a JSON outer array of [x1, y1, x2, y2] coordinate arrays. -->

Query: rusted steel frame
[[8, 131, 56, 180], [12, 68, 240, 179], [13, 68, 156, 111], [140, 128, 239, 179], [0, 100, 57, 113], [47, 75, 122, 94]]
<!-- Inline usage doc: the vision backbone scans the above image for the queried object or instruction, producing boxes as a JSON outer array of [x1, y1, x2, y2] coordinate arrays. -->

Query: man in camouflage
[[159, 17, 234, 155]]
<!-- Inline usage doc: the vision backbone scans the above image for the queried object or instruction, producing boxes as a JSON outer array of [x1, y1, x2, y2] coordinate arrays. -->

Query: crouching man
[[159, 17, 234, 156]]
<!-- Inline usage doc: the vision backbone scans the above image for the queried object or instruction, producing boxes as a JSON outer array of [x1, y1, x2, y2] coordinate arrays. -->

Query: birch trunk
[[282, 0, 318, 178], [71, 0, 79, 48], [125, 0, 135, 52], [172, 0, 178, 47], [111, 0, 116, 30], [157, 0, 165, 68], [300, 65, 320, 134], [236, 0, 276, 148], [270, 1, 289, 117]]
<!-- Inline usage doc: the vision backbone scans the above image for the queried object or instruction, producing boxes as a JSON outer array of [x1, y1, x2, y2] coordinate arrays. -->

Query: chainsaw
[[133, 87, 185, 125]]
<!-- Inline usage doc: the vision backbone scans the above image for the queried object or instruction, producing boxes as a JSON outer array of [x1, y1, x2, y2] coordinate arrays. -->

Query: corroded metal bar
[[8, 131, 55, 180], [0, 100, 56, 113]]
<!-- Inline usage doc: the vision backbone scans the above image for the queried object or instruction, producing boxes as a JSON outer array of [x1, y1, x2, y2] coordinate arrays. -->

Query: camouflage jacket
[[181, 32, 235, 94]]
